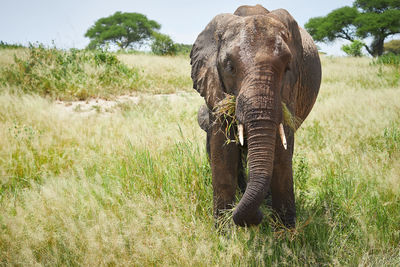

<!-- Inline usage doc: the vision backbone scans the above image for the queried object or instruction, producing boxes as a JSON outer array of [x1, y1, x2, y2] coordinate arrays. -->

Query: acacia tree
[[305, 0, 400, 56], [85, 12, 161, 49]]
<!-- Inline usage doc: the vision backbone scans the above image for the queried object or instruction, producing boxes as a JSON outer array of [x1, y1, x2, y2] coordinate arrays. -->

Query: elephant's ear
[[190, 14, 236, 109], [269, 9, 302, 54], [269, 9, 303, 111]]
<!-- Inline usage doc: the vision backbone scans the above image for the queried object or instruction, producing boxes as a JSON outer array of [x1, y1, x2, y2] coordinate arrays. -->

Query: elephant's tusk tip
[[238, 124, 244, 146], [279, 123, 287, 150]]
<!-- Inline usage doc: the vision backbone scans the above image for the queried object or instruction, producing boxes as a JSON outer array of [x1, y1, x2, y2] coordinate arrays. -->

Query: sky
[[0, 0, 356, 55]]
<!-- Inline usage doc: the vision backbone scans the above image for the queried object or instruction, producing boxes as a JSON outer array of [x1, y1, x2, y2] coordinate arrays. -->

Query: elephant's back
[[295, 27, 321, 123]]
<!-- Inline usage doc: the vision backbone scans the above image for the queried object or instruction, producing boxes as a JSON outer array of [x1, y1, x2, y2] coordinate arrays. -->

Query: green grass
[[373, 53, 400, 67], [0, 48, 399, 266]]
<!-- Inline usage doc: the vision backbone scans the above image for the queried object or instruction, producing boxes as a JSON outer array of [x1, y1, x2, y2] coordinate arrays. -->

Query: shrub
[[341, 40, 364, 57], [371, 53, 400, 87], [373, 53, 400, 66], [151, 33, 177, 56], [0, 44, 139, 100]]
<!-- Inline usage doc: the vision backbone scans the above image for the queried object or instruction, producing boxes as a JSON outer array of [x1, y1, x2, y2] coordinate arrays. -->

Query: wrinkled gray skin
[[191, 5, 321, 227]]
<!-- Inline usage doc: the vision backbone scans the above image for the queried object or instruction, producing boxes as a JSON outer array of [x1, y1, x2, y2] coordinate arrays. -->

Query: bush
[[373, 53, 400, 66], [371, 53, 400, 87], [151, 33, 177, 56], [0, 41, 24, 49], [0, 44, 139, 100], [384, 40, 400, 55], [341, 40, 364, 57]]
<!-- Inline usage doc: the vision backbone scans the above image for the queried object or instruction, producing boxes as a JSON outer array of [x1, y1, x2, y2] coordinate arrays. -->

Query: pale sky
[[0, 0, 355, 55]]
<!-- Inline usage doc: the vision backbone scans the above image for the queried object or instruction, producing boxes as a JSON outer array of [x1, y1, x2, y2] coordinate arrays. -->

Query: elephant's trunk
[[232, 118, 277, 226], [233, 80, 279, 226]]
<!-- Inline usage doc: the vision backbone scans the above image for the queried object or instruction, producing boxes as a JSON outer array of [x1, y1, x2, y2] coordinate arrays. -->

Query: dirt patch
[[54, 92, 192, 117], [54, 95, 139, 117]]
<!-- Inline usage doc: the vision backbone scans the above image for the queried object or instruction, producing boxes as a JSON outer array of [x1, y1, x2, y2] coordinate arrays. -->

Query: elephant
[[190, 4, 321, 228]]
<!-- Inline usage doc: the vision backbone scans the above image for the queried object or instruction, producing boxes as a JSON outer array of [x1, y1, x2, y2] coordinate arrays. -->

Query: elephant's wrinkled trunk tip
[[279, 123, 287, 150], [238, 124, 244, 146]]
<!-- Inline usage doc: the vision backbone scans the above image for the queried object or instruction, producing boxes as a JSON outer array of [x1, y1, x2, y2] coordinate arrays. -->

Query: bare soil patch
[[54, 92, 193, 116]]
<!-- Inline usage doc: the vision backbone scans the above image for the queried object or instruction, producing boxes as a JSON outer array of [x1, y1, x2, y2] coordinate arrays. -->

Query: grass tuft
[[0, 45, 139, 100]]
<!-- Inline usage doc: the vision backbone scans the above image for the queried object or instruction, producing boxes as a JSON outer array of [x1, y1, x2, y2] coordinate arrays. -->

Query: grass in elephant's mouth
[[213, 94, 239, 144], [282, 102, 302, 130]]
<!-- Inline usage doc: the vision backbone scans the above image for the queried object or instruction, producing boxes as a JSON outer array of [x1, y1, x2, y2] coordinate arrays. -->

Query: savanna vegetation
[[305, 0, 400, 57], [0, 45, 192, 100], [84, 12, 190, 56], [0, 46, 399, 266]]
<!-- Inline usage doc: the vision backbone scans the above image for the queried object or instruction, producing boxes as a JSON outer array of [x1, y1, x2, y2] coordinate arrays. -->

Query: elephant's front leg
[[209, 119, 241, 220], [271, 125, 296, 228]]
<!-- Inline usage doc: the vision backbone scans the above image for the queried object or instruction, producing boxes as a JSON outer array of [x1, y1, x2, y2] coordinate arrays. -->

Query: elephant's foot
[[271, 209, 296, 229]]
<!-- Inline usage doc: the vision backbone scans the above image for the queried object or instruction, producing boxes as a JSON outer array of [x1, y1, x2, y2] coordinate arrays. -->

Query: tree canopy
[[85, 12, 161, 49], [305, 0, 400, 56]]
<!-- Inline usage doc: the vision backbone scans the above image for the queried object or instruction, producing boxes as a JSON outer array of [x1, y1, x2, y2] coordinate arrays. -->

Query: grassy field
[[0, 48, 399, 266]]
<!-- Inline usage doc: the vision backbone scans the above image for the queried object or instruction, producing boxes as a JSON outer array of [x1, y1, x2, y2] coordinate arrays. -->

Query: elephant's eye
[[225, 60, 236, 74]]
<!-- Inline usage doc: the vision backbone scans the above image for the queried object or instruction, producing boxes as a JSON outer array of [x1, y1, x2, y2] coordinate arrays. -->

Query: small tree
[[85, 12, 161, 49], [305, 0, 400, 57], [151, 33, 177, 55], [341, 40, 364, 57]]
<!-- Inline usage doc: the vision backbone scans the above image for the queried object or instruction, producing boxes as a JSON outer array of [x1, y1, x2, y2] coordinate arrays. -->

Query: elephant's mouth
[[237, 122, 287, 149], [213, 94, 297, 148]]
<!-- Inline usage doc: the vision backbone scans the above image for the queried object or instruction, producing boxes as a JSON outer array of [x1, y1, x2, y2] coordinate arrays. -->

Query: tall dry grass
[[118, 53, 193, 94], [0, 51, 399, 266]]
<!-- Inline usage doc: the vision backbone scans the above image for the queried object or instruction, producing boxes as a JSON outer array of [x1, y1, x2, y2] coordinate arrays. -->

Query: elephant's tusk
[[279, 123, 287, 150], [238, 124, 244, 146]]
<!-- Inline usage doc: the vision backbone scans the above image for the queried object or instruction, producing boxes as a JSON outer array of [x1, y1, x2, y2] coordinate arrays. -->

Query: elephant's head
[[190, 6, 303, 226]]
